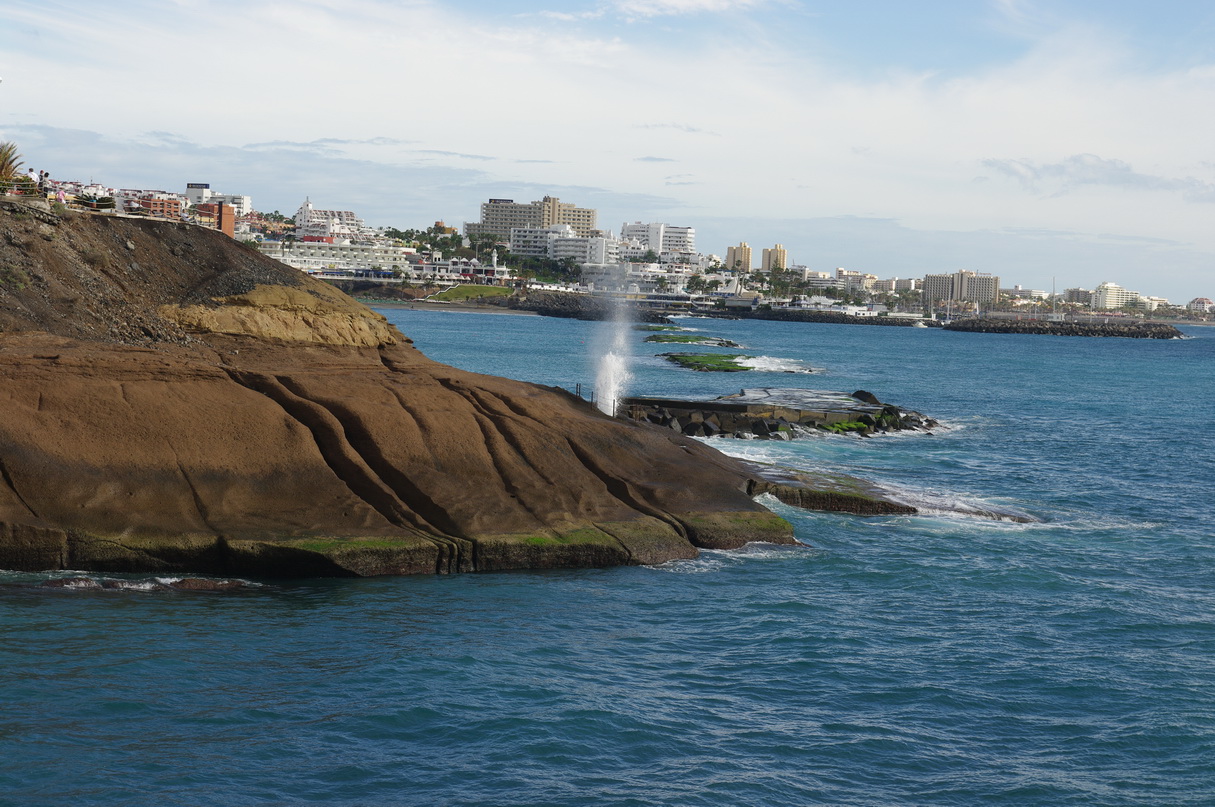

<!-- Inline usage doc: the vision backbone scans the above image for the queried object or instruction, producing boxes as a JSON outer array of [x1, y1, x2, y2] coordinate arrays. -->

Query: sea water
[[2, 311, 1213, 806]]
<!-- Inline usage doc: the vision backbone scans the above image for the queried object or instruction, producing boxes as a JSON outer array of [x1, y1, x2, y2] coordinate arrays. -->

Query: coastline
[[362, 299, 539, 316]]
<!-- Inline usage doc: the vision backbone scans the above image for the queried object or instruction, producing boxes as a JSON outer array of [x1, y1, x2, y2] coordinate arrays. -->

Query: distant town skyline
[[3, 0, 1215, 301]]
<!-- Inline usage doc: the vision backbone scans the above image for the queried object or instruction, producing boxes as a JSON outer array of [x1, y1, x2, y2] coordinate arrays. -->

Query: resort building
[[293, 198, 372, 242], [185, 183, 253, 217], [725, 242, 752, 272], [1001, 285, 1049, 300], [761, 244, 788, 272], [257, 240, 418, 273], [837, 268, 879, 292], [508, 224, 619, 266], [465, 196, 598, 239], [1064, 288, 1093, 305], [113, 189, 187, 218], [619, 222, 696, 253], [1090, 281, 1140, 310], [581, 261, 697, 294], [1187, 297, 1214, 312], [1137, 296, 1171, 312], [921, 270, 1001, 304]]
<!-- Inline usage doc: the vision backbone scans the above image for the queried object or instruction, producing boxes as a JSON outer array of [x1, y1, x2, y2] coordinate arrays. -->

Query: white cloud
[[607, 0, 774, 17], [984, 154, 1215, 202], [4, 0, 1215, 299]]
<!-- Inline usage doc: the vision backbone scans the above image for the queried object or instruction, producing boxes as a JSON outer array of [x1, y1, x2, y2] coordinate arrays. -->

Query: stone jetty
[[619, 388, 937, 439], [943, 318, 1182, 338]]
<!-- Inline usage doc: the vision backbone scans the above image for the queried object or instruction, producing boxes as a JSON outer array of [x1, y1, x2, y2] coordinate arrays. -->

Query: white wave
[[57, 577, 103, 589], [735, 355, 818, 373], [108, 579, 167, 591], [874, 482, 1038, 523], [650, 541, 815, 573]]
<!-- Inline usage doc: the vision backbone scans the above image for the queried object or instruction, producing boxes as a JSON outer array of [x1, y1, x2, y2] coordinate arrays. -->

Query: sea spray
[[594, 291, 632, 416]]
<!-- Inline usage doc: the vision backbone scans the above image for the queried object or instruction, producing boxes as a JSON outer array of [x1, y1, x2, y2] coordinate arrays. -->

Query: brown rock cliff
[[0, 202, 793, 576]]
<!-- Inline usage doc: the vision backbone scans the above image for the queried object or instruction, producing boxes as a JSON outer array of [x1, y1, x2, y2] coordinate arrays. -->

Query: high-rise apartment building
[[921, 270, 1000, 303], [761, 244, 788, 272], [465, 196, 598, 239], [620, 222, 696, 253], [725, 242, 752, 272], [1090, 281, 1140, 310]]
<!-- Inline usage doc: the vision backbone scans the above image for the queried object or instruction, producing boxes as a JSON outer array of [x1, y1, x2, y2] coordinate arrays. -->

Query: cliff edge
[[0, 202, 793, 576]]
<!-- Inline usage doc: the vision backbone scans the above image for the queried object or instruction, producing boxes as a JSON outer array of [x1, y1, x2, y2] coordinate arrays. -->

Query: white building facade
[[185, 183, 253, 217], [293, 198, 373, 242], [1090, 281, 1140, 310]]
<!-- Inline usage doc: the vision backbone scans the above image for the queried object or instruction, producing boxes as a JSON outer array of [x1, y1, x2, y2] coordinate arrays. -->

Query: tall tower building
[[725, 242, 752, 272], [761, 244, 788, 272], [921, 270, 1000, 303]]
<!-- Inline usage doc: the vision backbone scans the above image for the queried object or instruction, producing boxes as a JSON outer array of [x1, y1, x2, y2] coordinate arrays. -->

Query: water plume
[[594, 290, 632, 416]]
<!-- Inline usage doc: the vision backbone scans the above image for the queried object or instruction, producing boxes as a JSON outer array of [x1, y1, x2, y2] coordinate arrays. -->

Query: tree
[[0, 142, 25, 195], [642, 249, 660, 264], [557, 256, 579, 278], [0, 141, 22, 180]]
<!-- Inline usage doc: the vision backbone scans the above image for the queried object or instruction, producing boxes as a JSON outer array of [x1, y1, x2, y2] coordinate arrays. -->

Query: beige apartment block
[[465, 196, 598, 239], [726, 242, 753, 272], [761, 244, 788, 272]]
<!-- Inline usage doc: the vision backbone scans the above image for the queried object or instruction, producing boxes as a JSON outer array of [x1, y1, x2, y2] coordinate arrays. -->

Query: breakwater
[[943, 318, 1182, 338], [725, 308, 936, 327]]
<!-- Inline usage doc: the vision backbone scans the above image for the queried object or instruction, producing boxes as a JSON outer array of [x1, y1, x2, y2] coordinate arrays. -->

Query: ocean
[[2, 309, 1213, 806]]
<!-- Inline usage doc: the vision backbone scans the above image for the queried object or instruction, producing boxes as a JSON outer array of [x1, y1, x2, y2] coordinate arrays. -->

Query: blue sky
[[3, 0, 1215, 300]]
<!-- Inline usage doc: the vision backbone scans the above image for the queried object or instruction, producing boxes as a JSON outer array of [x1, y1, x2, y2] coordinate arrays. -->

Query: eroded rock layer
[[0, 203, 793, 576]]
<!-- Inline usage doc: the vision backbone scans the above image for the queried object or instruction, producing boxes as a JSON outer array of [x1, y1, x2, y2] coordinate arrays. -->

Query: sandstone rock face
[[0, 204, 793, 576]]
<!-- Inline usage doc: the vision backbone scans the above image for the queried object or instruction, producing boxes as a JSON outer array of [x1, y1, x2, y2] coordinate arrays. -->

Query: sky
[[3, 0, 1215, 301]]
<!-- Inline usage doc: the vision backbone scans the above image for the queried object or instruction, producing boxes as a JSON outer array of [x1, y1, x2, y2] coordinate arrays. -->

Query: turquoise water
[[3, 310, 1213, 805]]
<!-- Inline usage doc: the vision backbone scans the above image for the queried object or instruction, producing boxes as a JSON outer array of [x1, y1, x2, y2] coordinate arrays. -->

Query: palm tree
[[0, 141, 22, 179], [0, 141, 23, 195]]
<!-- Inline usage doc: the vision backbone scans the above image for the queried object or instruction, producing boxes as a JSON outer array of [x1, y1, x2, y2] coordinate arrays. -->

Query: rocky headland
[[0, 200, 800, 577]]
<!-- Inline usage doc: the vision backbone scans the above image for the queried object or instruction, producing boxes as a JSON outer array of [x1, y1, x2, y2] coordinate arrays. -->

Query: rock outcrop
[[620, 389, 938, 439], [0, 202, 794, 577], [497, 290, 671, 323]]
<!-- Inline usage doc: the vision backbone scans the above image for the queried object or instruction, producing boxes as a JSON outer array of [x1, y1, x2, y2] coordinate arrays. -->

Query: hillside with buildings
[[5, 157, 1211, 321]]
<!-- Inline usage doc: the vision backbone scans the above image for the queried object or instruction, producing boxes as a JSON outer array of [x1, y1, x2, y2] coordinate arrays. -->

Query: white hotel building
[[509, 224, 620, 265], [1090, 281, 1140, 310], [257, 241, 419, 273]]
